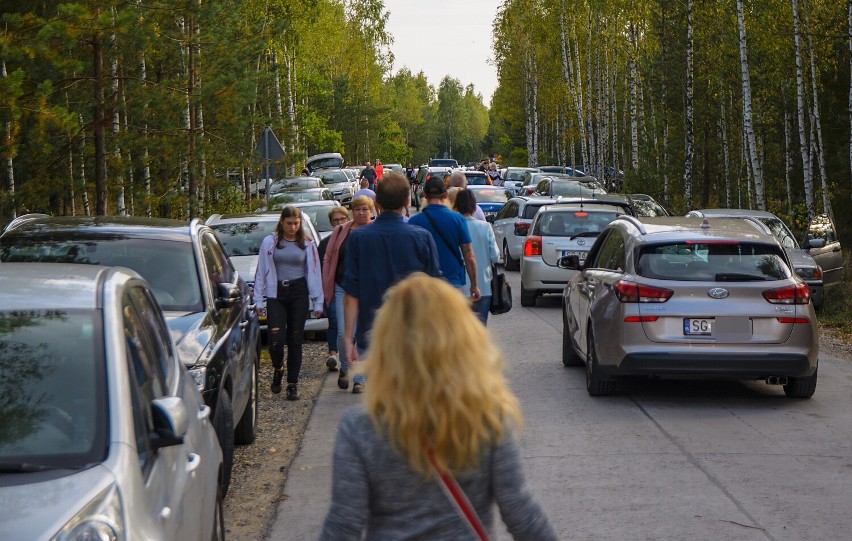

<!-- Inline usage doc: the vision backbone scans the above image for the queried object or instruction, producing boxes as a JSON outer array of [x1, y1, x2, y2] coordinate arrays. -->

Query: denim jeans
[[472, 295, 491, 325], [334, 283, 355, 375], [267, 278, 309, 384], [325, 296, 337, 354]]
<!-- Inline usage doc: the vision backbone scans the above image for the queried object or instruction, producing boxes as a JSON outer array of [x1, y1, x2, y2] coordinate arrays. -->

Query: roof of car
[[690, 208, 778, 219], [538, 203, 628, 214], [0, 262, 119, 311], [628, 216, 781, 244], [1, 215, 192, 242]]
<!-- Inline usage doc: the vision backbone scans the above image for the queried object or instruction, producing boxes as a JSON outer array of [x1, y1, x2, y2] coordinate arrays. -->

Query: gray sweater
[[319, 407, 557, 540]]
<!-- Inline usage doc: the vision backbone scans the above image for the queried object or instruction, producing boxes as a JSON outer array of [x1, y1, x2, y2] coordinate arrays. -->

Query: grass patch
[[816, 253, 852, 339]]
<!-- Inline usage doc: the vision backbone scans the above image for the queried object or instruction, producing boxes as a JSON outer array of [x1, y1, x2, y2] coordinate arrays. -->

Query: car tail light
[[524, 235, 542, 256], [514, 222, 530, 232], [624, 315, 660, 322], [776, 317, 810, 324], [614, 280, 673, 303], [763, 283, 810, 304]]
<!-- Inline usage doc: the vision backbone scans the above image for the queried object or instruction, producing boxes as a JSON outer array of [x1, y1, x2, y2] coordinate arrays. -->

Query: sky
[[382, 0, 503, 106]]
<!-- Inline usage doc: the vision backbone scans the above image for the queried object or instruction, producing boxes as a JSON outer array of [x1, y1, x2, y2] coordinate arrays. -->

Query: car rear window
[[504, 170, 527, 181], [550, 181, 607, 196], [536, 210, 622, 236], [470, 188, 510, 203], [636, 242, 791, 281], [522, 203, 548, 219]]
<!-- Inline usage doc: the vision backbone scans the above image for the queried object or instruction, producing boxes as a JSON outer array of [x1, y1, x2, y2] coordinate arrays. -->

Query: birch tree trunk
[[791, 0, 814, 218], [283, 45, 298, 176], [803, 0, 832, 217], [629, 23, 639, 171], [849, 0, 852, 203], [110, 16, 126, 215], [93, 31, 108, 216], [785, 109, 793, 214], [140, 51, 151, 216], [736, 0, 765, 210], [572, 18, 588, 165], [78, 114, 90, 216], [560, 8, 588, 166], [684, 0, 694, 209], [2, 59, 15, 219], [721, 100, 731, 207], [585, 8, 595, 168]]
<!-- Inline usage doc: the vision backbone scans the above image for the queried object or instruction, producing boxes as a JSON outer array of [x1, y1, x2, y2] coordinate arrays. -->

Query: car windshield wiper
[[570, 231, 601, 240], [714, 273, 767, 282], [0, 461, 59, 473]]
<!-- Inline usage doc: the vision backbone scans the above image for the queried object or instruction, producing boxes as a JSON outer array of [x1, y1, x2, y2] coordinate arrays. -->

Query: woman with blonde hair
[[319, 274, 556, 540]]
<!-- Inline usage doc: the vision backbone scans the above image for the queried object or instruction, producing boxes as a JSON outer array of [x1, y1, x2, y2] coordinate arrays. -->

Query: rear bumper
[[521, 257, 575, 293], [603, 352, 816, 379]]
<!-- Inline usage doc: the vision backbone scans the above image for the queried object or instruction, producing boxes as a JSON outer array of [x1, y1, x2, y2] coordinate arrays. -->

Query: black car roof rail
[[614, 214, 647, 235], [3, 213, 50, 233]]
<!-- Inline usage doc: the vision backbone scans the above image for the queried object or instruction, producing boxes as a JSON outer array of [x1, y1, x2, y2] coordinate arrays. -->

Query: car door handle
[[239, 320, 249, 329], [198, 405, 211, 422], [187, 453, 201, 474]]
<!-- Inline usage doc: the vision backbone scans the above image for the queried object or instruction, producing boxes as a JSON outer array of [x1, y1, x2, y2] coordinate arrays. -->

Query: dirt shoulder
[[223, 339, 331, 540]]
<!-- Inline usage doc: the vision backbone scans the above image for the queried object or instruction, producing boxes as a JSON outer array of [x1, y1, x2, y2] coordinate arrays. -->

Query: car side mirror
[[557, 255, 582, 270], [215, 282, 242, 310], [806, 238, 826, 249], [150, 396, 188, 449], [486, 215, 496, 224], [514, 226, 528, 237]]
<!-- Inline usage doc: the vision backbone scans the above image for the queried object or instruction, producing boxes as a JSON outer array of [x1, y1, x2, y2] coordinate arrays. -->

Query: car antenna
[[701, 218, 710, 229]]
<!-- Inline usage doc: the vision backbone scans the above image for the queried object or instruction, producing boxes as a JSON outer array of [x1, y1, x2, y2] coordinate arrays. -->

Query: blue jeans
[[334, 284, 357, 376], [325, 298, 337, 354], [472, 296, 491, 325]]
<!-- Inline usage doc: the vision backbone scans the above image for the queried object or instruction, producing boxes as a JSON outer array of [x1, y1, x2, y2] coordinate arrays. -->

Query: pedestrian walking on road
[[359, 162, 377, 190], [254, 206, 323, 401], [342, 172, 441, 394], [455, 188, 499, 325], [320, 274, 557, 541], [409, 177, 481, 301], [374, 159, 383, 182], [318, 206, 351, 373], [322, 195, 375, 391], [448, 170, 487, 221]]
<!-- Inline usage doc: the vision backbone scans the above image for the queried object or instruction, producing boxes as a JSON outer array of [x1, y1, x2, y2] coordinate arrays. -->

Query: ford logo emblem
[[577, 239, 586, 246], [708, 288, 729, 299]]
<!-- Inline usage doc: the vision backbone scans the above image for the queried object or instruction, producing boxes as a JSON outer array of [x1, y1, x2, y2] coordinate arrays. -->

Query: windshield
[[758, 217, 799, 249], [470, 188, 510, 203], [465, 174, 488, 185], [0, 310, 108, 470], [315, 172, 346, 184], [637, 242, 791, 281], [210, 221, 278, 256], [0, 239, 202, 312], [298, 207, 335, 233], [550, 182, 607, 196], [266, 191, 325, 207]]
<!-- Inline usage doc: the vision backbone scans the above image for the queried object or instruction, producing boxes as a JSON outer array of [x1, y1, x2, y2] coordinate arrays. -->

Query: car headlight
[[795, 267, 822, 280], [53, 484, 124, 541], [189, 366, 207, 392]]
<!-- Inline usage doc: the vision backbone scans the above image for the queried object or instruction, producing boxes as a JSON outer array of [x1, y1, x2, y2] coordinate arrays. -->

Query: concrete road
[[269, 268, 852, 540]]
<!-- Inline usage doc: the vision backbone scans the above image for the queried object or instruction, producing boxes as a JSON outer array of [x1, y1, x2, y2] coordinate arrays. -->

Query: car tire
[[213, 390, 235, 497], [211, 483, 225, 541], [783, 365, 818, 398], [562, 314, 583, 367], [234, 352, 258, 445], [520, 284, 536, 307], [586, 330, 615, 396], [503, 240, 520, 271]]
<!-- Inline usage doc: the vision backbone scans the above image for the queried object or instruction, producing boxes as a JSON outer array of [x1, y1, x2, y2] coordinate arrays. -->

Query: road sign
[[257, 126, 285, 199]]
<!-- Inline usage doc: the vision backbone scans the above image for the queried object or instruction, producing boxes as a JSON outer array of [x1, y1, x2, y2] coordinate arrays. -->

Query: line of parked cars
[[0, 192, 345, 539]]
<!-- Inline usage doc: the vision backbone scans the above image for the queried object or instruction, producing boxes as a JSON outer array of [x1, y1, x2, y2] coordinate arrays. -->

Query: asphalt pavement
[[268, 269, 852, 540]]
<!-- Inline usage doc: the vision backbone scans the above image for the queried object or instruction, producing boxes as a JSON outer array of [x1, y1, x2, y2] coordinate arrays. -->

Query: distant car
[[384, 163, 405, 175], [502, 166, 541, 195], [205, 211, 327, 334], [267, 176, 325, 196], [686, 209, 842, 308], [561, 215, 819, 398], [463, 170, 491, 185], [466, 185, 512, 221], [0, 215, 259, 497], [291, 200, 342, 240], [538, 165, 589, 177], [429, 157, 459, 168], [312, 168, 355, 206], [533, 177, 607, 197], [518, 172, 575, 196], [413, 166, 453, 203], [630, 194, 670, 217], [305, 152, 344, 174], [260, 187, 335, 210], [0, 263, 224, 541], [520, 203, 628, 306]]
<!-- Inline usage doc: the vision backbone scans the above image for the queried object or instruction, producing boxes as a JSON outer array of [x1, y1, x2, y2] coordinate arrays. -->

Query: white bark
[[585, 8, 595, 168], [2, 59, 15, 219], [629, 23, 639, 171], [785, 109, 794, 214], [684, 0, 694, 208], [79, 113, 90, 216], [803, 0, 832, 217], [721, 100, 731, 208], [791, 0, 814, 218], [140, 51, 151, 217], [283, 45, 298, 176], [110, 14, 126, 215], [562, 12, 588, 165], [736, 0, 765, 210]]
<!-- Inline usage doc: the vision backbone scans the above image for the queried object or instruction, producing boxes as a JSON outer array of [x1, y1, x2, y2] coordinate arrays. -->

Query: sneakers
[[271, 369, 284, 394], [338, 370, 350, 390], [351, 382, 364, 394], [286, 384, 299, 401], [326, 354, 339, 372]]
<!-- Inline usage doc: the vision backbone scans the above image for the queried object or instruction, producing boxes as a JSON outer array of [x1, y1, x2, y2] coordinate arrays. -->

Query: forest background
[[2, 0, 852, 245]]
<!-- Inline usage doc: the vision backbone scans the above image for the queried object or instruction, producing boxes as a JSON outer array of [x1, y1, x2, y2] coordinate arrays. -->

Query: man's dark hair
[[376, 171, 410, 210], [453, 188, 478, 216]]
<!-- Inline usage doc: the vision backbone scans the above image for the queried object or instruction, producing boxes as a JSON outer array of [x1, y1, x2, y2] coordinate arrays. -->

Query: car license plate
[[684, 318, 713, 335], [561, 250, 585, 263]]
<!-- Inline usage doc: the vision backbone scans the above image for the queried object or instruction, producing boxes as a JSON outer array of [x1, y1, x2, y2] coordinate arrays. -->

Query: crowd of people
[[253, 166, 553, 538]]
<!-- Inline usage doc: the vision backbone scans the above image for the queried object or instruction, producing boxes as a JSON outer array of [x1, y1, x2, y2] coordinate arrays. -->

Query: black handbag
[[489, 263, 512, 315]]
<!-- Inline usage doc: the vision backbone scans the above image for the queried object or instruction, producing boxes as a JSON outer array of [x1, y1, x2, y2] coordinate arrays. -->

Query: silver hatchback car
[[561, 216, 819, 398], [0, 263, 224, 540]]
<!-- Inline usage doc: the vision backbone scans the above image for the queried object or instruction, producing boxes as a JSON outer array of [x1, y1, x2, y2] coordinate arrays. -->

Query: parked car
[[533, 177, 607, 197], [267, 176, 325, 196], [384, 163, 405, 175], [305, 152, 344, 174], [463, 170, 491, 185], [502, 166, 541, 195], [0, 263, 225, 540], [429, 157, 459, 168], [466, 185, 512, 221], [413, 166, 453, 203], [0, 215, 259, 496], [573, 164, 625, 190], [539, 165, 589, 177], [206, 211, 327, 334], [311, 168, 355, 206], [630, 193, 670, 217], [560, 215, 819, 397], [260, 187, 335, 210], [518, 172, 575, 196], [289, 200, 342, 240], [686, 209, 840, 308], [519, 202, 628, 306]]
